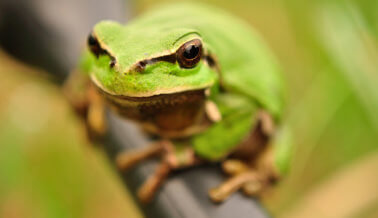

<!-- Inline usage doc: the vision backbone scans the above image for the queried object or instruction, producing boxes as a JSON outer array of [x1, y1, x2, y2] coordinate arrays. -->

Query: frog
[[64, 2, 293, 204]]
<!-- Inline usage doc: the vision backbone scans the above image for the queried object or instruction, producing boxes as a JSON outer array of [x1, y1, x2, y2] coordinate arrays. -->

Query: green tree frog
[[65, 2, 292, 203]]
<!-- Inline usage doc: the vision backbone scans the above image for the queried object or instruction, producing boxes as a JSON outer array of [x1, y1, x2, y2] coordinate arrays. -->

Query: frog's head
[[86, 20, 218, 98], [84, 20, 219, 136]]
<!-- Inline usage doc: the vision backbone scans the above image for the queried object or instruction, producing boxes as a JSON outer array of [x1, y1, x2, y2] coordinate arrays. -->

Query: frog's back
[[130, 3, 285, 118]]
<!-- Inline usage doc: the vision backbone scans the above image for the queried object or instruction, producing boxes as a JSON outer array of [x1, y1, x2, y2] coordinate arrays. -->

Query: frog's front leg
[[86, 84, 107, 139], [63, 70, 107, 140], [116, 140, 167, 171], [116, 140, 200, 203]]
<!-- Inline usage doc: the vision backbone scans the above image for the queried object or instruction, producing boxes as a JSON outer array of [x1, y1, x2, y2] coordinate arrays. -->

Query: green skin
[[80, 3, 292, 175]]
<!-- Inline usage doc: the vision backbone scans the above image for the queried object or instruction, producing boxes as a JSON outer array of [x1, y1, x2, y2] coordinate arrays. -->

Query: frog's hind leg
[[116, 140, 200, 203], [209, 111, 278, 203], [209, 158, 275, 203]]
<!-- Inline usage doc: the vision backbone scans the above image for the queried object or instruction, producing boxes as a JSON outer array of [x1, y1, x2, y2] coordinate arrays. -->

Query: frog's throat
[[98, 88, 211, 137]]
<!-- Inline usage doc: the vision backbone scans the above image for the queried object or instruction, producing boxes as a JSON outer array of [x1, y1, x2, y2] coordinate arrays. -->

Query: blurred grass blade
[[314, 1, 378, 131]]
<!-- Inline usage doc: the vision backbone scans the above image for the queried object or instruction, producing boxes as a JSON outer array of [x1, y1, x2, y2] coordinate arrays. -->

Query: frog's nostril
[[135, 61, 147, 72], [87, 32, 116, 63], [88, 34, 97, 46]]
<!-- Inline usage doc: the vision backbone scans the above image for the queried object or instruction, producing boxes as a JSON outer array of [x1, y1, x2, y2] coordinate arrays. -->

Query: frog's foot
[[209, 159, 273, 203], [116, 140, 199, 203]]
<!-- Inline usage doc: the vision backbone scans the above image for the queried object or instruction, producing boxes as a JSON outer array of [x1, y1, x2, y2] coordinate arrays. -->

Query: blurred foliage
[[0, 53, 142, 218], [0, 0, 377, 217]]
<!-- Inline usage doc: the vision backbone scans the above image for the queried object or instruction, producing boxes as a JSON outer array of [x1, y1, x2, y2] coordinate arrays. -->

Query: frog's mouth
[[98, 87, 210, 137]]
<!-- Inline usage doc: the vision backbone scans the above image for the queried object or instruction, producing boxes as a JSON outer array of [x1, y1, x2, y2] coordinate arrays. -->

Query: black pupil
[[183, 44, 199, 59]]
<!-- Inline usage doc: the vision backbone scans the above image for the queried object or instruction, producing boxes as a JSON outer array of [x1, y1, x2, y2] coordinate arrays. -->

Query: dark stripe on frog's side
[[132, 52, 220, 73], [132, 53, 177, 72]]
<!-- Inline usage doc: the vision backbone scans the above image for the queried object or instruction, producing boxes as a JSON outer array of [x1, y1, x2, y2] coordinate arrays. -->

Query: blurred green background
[[0, 0, 377, 217]]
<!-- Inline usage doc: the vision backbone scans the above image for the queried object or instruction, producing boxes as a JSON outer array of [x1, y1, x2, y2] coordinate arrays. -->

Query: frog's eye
[[88, 33, 105, 57], [177, 39, 202, 68]]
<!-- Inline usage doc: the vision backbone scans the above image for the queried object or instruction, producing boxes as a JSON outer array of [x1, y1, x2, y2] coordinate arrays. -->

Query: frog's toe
[[209, 158, 276, 203], [137, 160, 172, 204], [209, 171, 261, 203], [222, 159, 250, 175]]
